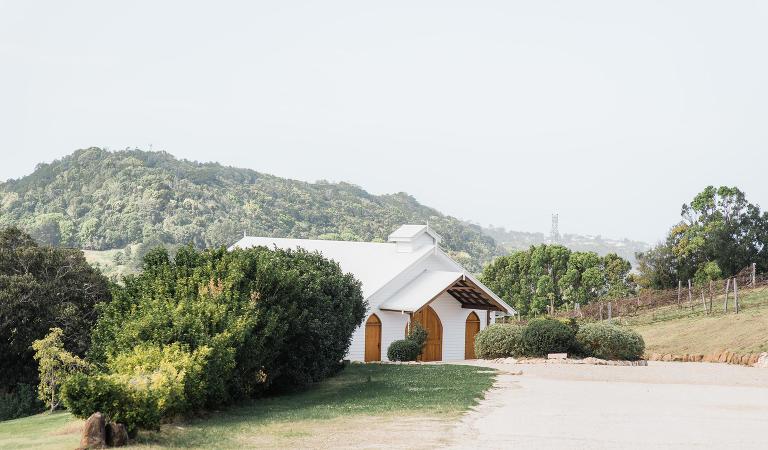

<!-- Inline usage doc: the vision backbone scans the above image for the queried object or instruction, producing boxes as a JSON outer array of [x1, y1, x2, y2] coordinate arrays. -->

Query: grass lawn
[[620, 287, 768, 355], [0, 363, 496, 450]]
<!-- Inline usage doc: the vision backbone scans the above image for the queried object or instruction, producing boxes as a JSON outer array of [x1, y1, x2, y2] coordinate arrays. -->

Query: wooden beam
[[461, 304, 499, 311]]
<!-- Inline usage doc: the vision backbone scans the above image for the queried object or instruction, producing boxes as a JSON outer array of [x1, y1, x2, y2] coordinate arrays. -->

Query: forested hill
[[0, 148, 500, 271]]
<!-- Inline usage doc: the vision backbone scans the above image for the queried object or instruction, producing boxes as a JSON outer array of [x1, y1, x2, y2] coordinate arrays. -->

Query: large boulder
[[78, 412, 106, 449], [106, 422, 129, 447]]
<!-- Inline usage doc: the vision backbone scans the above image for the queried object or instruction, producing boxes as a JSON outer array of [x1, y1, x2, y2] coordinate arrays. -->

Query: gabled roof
[[378, 270, 462, 311], [379, 269, 514, 313], [229, 236, 434, 298]]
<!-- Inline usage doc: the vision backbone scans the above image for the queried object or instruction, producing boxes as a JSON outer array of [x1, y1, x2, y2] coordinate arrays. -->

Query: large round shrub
[[66, 245, 366, 432], [576, 322, 645, 360], [474, 324, 524, 359], [387, 339, 421, 361], [520, 318, 576, 356]]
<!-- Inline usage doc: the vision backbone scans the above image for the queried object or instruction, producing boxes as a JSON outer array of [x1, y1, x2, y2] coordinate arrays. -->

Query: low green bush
[[407, 322, 428, 350], [576, 322, 645, 360], [520, 318, 576, 356], [387, 339, 421, 362], [474, 324, 524, 359]]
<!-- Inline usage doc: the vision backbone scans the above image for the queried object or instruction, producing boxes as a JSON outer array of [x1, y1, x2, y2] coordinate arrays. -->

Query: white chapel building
[[229, 224, 514, 362]]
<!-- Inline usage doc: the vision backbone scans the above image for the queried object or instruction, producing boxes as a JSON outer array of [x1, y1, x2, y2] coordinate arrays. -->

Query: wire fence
[[553, 264, 768, 321]]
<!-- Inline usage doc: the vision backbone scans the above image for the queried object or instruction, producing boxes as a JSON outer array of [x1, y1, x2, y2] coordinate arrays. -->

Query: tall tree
[[637, 186, 768, 289], [0, 227, 111, 390]]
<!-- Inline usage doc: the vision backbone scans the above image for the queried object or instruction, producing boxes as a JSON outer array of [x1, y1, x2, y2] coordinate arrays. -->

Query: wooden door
[[364, 314, 382, 362], [465, 312, 481, 359], [412, 305, 443, 361]]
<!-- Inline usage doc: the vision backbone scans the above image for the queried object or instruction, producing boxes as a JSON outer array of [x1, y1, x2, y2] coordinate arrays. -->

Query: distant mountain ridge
[[0, 148, 501, 271]]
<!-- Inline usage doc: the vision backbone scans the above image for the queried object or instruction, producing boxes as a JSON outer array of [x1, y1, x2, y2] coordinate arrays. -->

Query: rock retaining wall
[[647, 351, 768, 367]]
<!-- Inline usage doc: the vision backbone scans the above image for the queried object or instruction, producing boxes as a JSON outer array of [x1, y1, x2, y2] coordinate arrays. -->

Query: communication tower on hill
[[550, 214, 561, 243]]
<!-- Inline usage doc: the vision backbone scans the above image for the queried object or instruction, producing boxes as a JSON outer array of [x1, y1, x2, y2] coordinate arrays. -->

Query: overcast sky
[[2, 1, 767, 243]]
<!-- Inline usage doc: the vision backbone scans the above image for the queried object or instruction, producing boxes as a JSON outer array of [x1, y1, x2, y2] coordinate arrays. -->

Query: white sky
[[1, 1, 767, 243]]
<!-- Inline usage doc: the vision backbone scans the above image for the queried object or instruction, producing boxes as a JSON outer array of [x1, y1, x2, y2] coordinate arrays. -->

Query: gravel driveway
[[446, 361, 768, 450]]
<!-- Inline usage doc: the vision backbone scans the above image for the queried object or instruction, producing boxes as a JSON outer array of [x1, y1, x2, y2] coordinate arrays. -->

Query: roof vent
[[387, 224, 441, 253]]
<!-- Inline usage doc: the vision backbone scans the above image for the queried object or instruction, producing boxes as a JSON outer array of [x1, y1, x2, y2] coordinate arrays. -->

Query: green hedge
[[473, 324, 524, 359], [62, 245, 366, 432], [576, 322, 645, 360], [0, 383, 44, 421], [520, 318, 577, 357]]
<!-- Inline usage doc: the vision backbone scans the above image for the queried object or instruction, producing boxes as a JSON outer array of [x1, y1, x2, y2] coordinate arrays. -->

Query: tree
[[0, 227, 111, 390], [32, 328, 88, 412], [637, 186, 768, 289], [481, 245, 633, 316]]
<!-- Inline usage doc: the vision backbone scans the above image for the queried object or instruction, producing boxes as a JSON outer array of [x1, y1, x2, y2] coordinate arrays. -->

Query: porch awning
[[378, 270, 511, 313]]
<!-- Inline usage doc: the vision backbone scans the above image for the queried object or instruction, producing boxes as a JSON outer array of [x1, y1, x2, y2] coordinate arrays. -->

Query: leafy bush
[[576, 322, 645, 360], [0, 384, 44, 421], [520, 318, 577, 357], [64, 245, 365, 432], [386, 322, 428, 362], [387, 339, 421, 362], [406, 322, 428, 349], [473, 324, 524, 359]]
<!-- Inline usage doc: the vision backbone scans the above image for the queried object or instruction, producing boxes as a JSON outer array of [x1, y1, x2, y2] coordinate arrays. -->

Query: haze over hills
[[482, 226, 649, 267], [0, 148, 648, 273]]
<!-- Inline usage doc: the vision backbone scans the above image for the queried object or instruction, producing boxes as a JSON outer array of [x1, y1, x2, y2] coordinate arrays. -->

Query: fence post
[[688, 279, 693, 312], [607, 302, 612, 321], [734, 278, 739, 313], [724, 278, 730, 312], [677, 280, 682, 309], [708, 280, 713, 313], [752, 263, 756, 287], [700, 288, 707, 314], [599, 303, 604, 321]]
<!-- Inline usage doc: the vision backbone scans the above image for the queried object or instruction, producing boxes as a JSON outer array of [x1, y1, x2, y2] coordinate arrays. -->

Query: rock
[[78, 412, 106, 450], [755, 352, 768, 368], [105, 422, 128, 447], [661, 354, 672, 362], [693, 354, 704, 362], [672, 354, 684, 362], [718, 351, 730, 363], [547, 353, 568, 360], [748, 354, 759, 365], [650, 353, 661, 361]]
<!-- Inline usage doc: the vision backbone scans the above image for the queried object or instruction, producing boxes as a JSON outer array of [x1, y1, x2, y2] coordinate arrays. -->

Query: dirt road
[[446, 361, 768, 450]]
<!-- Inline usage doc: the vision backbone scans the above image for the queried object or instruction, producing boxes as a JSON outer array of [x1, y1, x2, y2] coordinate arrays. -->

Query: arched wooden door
[[412, 305, 443, 361], [465, 312, 481, 359], [364, 314, 382, 362]]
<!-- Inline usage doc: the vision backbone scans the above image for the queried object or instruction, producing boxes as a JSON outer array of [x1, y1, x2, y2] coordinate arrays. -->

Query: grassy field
[[0, 363, 496, 450], [619, 286, 768, 356]]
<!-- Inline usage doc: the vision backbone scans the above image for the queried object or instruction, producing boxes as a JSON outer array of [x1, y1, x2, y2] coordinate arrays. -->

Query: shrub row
[[61, 246, 366, 433], [474, 319, 644, 361]]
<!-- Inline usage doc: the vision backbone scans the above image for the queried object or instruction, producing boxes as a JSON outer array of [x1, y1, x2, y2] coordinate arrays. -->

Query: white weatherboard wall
[[430, 293, 488, 361], [345, 250, 491, 361]]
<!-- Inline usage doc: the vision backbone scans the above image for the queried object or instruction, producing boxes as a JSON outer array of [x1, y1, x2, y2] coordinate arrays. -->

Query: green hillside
[[0, 148, 500, 271]]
